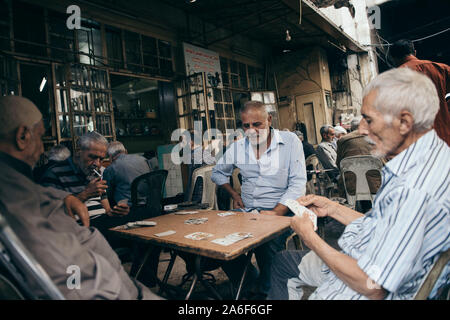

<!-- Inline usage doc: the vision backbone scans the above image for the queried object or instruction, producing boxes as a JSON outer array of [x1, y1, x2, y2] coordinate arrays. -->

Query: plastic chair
[[186, 165, 217, 210], [339, 155, 383, 208], [305, 154, 336, 198], [414, 248, 450, 300], [130, 169, 168, 218], [0, 212, 65, 300]]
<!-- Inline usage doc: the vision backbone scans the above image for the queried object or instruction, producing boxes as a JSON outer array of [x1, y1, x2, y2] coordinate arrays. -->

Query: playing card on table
[[211, 238, 236, 246], [227, 232, 253, 241], [211, 232, 253, 246], [184, 232, 214, 240], [184, 217, 208, 225], [113, 220, 156, 230], [217, 211, 236, 217], [175, 211, 199, 215], [154, 230, 176, 237]]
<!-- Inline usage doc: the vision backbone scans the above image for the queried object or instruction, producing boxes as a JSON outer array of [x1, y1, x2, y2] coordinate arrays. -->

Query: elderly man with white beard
[[267, 68, 449, 300], [212, 100, 307, 298]]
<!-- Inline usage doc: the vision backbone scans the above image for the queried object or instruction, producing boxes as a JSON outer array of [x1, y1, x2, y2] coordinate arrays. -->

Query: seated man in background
[[336, 117, 382, 212], [295, 131, 315, 160], [39, 131, 130, 236], [33, 144, 71, 181], [316, 125, 339, 179], [212, 100, 306, 297], [268, 68, 449, 300], [103, 141, 161, 287], [103, 141, 153, 220], [0, 95, 162, 299], [332, 125, 347, 149]]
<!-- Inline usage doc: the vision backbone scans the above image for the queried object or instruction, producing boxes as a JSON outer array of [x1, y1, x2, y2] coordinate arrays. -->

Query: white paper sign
[[183, 42, 222, 88]]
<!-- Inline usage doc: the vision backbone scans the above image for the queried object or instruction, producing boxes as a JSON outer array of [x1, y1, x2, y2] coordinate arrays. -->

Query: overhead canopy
[[159, 0, 367, 53], [69, 0, 367, 54]]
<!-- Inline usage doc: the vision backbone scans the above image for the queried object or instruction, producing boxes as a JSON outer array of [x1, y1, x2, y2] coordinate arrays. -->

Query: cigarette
[[93, 169, 102, 178]]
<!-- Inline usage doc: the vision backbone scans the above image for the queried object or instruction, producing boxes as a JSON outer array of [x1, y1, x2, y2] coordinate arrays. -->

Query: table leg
[[185, 273, 198, 300], [235, 250, 254, 300], [134, 246, 152, 279], [158, 250, 177, 295], [194, 255, 223, 300]]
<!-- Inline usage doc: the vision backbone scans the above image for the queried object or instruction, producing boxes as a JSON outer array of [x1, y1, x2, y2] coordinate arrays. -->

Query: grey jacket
[[0, 152, 161, 300], [316, 140, 338, 170]]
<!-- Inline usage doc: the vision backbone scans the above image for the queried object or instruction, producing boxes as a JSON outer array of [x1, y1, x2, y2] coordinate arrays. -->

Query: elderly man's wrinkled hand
[[290, 214, 315, 246], [85, 178, 108, 198], [64, 195, 90, 227], [296, 194, 335, 218]]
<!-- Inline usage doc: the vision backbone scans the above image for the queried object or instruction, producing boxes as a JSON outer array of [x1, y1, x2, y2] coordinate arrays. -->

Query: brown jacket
[[400, 56, 450, 146], [336, 131, 382, 197]]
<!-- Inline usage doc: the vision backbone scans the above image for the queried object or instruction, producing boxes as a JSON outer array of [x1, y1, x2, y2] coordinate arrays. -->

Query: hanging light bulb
[[285, 29, 292, 42]]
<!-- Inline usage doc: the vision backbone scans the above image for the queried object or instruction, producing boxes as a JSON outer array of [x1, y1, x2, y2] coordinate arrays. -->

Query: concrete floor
[[124, 218, 346, 300]]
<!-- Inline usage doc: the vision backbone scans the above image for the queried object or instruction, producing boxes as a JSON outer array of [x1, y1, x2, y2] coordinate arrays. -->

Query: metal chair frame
[[0, 213, 65, 300]]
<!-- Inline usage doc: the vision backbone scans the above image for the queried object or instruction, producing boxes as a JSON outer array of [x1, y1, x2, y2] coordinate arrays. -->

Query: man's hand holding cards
[[285, 199, 318, 231]]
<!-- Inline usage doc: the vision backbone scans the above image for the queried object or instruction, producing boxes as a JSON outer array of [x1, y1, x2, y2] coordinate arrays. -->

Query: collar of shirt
[[401, 55, 419, 65], [0, 151, 33, 179], [245, 128, 285, 173], [244, 128, 285, 159], [384, 130, 437, 177]]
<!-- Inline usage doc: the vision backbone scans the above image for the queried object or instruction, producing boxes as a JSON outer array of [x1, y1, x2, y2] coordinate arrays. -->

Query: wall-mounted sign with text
[[183, 43, 223, 88]]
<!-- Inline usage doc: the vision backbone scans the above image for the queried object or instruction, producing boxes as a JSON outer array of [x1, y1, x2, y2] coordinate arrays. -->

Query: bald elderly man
[[0, 96, 162, 300]]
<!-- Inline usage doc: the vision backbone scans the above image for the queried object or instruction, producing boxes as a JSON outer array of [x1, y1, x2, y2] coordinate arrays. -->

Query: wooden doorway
[[295, 92, 324, 145]]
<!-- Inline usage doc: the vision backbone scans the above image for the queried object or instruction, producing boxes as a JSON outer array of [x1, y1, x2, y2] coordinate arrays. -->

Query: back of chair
[[414, 248, 450, 300], [131, 170, 168, 217], [340, 155, 383, 206], [187, 165, 217, 210], [0, 213, 65, 300], [305, 154, 321, 172]]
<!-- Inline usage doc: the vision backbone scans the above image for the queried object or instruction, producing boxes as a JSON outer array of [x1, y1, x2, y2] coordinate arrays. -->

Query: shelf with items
[[115, 120, 162, 138]]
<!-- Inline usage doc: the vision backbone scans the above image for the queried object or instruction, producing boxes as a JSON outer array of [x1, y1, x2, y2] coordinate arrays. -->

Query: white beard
[[364, 136, 386, 158]]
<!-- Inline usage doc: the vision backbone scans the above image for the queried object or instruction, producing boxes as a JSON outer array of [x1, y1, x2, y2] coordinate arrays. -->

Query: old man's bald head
[[0, 96, 42, 140], [0, 96, 45, 167]]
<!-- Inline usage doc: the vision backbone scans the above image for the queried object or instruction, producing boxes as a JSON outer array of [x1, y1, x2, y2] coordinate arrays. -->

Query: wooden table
[[111, 209, 292, 299]]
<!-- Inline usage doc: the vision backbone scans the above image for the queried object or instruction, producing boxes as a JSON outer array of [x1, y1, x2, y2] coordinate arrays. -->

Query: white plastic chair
[[339, 155, 383, 207], [187, 165, 217, 210]]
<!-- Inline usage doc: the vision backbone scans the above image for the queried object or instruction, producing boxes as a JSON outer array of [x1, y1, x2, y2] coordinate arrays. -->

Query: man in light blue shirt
[[212, 101, 306, 297], [268, 68, 449, 300]]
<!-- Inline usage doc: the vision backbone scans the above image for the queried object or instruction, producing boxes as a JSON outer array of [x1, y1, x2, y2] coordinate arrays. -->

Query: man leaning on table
[[212, 100, 307, 298], [268, 68, 449, 300]]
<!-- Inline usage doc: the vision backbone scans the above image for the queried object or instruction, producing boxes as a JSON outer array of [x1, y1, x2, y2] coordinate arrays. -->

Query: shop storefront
[[0, 0, 278, 157]]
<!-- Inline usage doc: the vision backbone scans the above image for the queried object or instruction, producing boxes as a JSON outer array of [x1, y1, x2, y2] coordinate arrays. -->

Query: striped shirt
[[314, 130, 449, 299], [39, 157, 106, 219]]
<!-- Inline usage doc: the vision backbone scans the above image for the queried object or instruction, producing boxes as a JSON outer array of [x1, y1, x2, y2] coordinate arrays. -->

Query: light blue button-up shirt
[[314, 130, 450, 299], [211, 129, 306, 210]]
